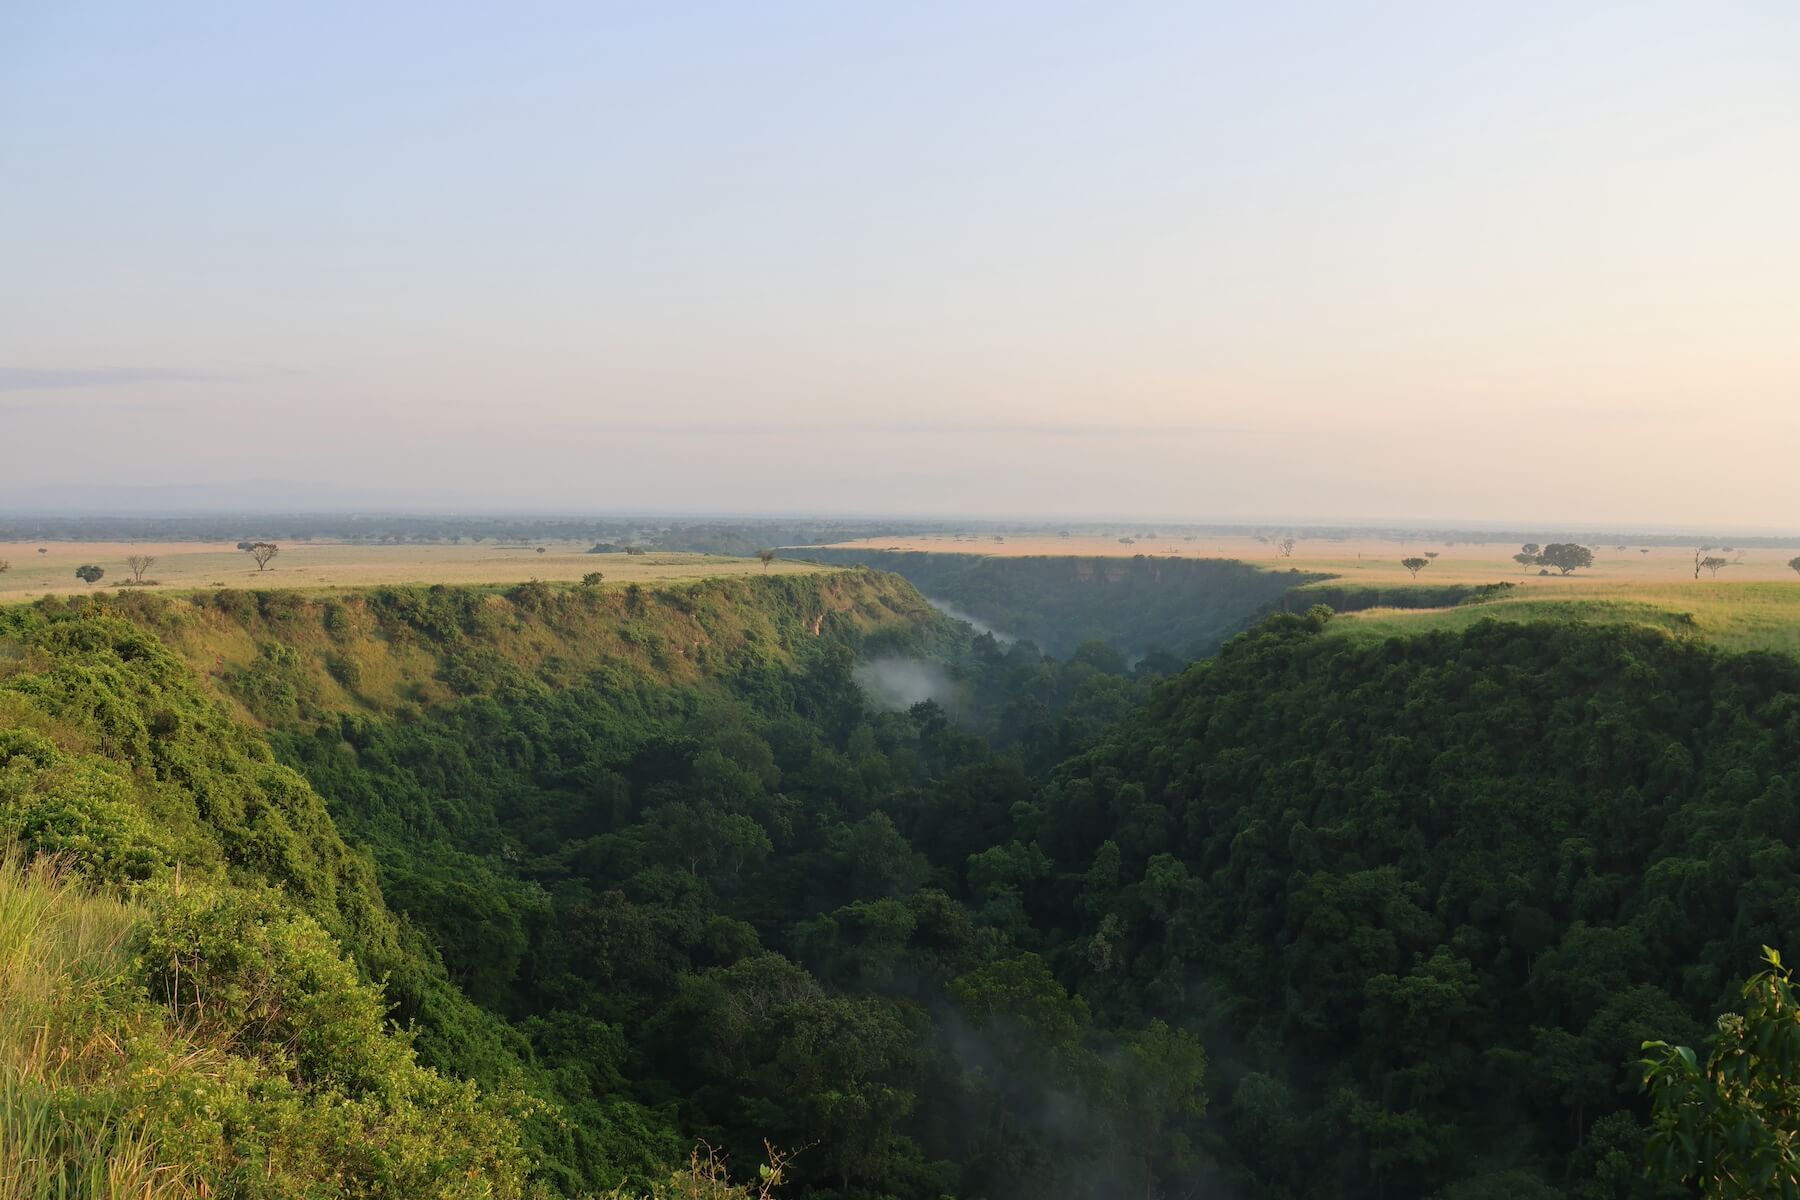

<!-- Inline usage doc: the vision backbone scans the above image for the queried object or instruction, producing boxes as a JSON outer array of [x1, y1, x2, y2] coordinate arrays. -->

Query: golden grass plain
[[0, 540, 826, 602]]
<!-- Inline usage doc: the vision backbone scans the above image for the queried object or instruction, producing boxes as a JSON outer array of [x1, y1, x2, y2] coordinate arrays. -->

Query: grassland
[[0, 540, 825, 603], [10, 532, 1798, 656], [1318, 581, 1800, 657]]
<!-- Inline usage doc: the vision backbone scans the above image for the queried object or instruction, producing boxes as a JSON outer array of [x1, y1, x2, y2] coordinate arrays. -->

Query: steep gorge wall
[[66, 569, 947, 728], [801, 549, 1323, 658]]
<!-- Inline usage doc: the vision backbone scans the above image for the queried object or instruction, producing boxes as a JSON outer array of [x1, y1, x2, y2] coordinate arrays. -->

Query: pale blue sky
[[3, 2, 1797, 521]]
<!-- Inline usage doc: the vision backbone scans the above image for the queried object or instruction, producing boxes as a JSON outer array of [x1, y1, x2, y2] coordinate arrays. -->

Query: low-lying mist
[[853, 657, 967, 713], [921, 595, 1014, 644]]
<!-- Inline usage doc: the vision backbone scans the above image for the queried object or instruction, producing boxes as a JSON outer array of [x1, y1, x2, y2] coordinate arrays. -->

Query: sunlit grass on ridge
[[1326, 580, 1800, 658]]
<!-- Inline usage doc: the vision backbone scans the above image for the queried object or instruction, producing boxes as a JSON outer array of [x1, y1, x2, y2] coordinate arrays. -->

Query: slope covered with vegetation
[[172, 575, 1198, 1198], [0, 857, 534, 1199], [0, 601, 544, 1196], [1, 573, 1204, 1197]]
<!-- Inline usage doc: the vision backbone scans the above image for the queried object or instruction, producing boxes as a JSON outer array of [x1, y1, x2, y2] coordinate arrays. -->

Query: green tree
[[1401, 557, 1430, 579], [1539, 543, 1595, 575], [1118, 1019, 1208, 1184], [74, 564, 104, 585], [1642, 947, 1800, 1198], [1789, 556, 1800, 576], [757, 549, 777, 572], [582, 571, 605, 586], [245, 541, 279, 571]]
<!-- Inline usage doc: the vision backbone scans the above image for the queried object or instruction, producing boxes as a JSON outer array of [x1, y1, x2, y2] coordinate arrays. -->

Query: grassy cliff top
[[0, 539, 826, 602], [1326, 579, 1800, 657]]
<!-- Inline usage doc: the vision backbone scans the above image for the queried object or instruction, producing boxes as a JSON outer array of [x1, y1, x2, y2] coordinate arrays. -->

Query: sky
[[3, 2, 1797, 525]]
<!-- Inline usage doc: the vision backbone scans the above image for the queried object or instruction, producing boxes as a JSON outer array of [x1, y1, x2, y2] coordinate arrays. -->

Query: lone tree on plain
[[0, 560, 9, 575], [244, 542, 279, 571], [1538, 543, 1594, 575], [1700, 556, 1731, 578], [125, 554, 155, 583], [1275, 537, 1297, 558], [756, 548, 777, 572], [1789, 556, 1800, 576], [1400, 556, 1430, 579], [581, 571, 604, 587], [1513, 552, 1539, 573], [74, 564, 104, 585], [1424, 550, 1440, 559]]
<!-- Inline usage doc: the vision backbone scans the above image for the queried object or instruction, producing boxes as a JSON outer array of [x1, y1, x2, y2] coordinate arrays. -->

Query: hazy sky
[[3, 2, 1797, 523]]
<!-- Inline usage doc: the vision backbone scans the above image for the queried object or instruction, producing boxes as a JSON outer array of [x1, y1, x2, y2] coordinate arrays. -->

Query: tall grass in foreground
[[0, 854, 198, 1200]]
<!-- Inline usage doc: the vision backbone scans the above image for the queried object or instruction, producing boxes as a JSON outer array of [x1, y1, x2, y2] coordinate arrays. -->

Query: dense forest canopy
[[1024, 609, 1800, 1197], [5, 567, 1800, 1197]]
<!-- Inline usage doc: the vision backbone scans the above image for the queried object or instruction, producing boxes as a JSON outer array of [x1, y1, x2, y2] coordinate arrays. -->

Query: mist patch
[[854, 656, 966, 712]]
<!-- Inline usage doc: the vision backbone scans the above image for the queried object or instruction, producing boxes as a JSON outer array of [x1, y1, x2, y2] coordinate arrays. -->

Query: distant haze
[[3, 3, 1797, 525]]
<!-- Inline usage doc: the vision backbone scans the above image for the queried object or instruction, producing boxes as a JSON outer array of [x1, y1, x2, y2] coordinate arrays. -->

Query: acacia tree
[[245, 542, 279, 571], [1276, 537, 1297, 558], [1642, 947, 1800, 1198], [125, 554, 156, 583], [1701, 556, 1731, 578], [1400, 557, 1430, 579], [581, 571, 604, 587], [1538, 543, 1594, 575], [1788, 556, 1800, 576], [1513, 552, 1539, 574], [74, 564, 104, 585], [1522, 543, 1541, 557], [756, 549, 777, 572]]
